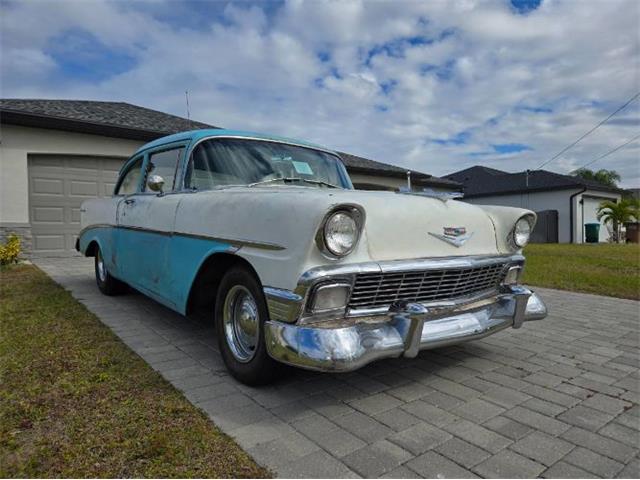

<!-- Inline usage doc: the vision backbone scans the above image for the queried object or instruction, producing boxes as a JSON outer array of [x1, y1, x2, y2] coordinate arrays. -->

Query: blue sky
[[1, 0, 639, 186]]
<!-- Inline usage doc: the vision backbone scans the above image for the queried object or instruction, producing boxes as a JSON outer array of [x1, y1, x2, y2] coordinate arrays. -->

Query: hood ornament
[[429, 226, 474, 247]]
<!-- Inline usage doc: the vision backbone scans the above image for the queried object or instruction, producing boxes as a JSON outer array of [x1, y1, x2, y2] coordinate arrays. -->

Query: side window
[[145, 148, 184, 192], [116, 157, 143, 195]]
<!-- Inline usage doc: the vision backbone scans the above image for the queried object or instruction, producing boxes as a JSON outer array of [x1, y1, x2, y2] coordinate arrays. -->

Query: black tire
[[215, 265, 280, 385], [94, 246, 127, 296]]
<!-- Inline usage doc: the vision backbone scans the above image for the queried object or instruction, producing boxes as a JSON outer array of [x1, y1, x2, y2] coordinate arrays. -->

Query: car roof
[[133, 129, 333, 155]]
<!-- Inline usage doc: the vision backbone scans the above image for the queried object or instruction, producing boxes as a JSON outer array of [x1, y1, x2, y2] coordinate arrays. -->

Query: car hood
[[179, 186, 528, 262], [306, 188, 501, 260]]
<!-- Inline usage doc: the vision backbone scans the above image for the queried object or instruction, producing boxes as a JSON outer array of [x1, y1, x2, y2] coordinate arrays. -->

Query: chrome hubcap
[[97, 250, 107, 282], [223, 285, 259, 362]]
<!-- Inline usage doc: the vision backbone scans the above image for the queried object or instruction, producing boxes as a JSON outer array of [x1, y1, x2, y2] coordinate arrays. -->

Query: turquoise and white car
[[78, 129, 547, 385]]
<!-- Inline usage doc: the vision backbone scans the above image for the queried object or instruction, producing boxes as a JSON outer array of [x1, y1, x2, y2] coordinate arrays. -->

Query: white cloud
[[1, 0, 639, 186]]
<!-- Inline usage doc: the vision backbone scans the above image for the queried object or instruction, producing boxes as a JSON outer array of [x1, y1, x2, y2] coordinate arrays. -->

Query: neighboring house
[[446, 166, 623, 244], [0, 99, 459, 257], [339, 152, 460, 192], [625, 188, 640, 200]]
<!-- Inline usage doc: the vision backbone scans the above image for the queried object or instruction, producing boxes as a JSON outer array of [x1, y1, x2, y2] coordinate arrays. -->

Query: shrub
[[0, 233, 21, 265]]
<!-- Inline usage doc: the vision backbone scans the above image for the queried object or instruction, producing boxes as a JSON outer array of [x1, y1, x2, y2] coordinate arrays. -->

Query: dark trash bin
[[584, 223, 600, 243], [625, 222, 639, 244]]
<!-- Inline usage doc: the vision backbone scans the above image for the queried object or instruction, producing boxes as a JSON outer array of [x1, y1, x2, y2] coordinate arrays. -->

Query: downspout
[[569, 188, 587, 243], [581, 198, 585, 243]]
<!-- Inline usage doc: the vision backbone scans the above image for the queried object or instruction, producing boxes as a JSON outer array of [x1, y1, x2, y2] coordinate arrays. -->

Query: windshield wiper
[[248, 177, 340, 188]]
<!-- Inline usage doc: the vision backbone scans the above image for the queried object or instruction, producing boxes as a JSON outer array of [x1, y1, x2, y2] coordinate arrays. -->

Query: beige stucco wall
[[0, 124, 144, 224]]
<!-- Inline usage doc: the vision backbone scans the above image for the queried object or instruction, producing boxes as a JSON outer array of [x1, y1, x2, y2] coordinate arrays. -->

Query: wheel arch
[[185, 252, 263, 317], [84, 239, 99, 257]]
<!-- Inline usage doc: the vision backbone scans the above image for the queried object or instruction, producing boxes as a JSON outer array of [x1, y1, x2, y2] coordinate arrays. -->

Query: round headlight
[[324, 211, 358, 256], [513, 217, 532, 247]]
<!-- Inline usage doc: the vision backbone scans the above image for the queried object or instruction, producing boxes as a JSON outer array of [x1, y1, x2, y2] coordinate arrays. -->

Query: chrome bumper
[[264, 286, 547, 372]]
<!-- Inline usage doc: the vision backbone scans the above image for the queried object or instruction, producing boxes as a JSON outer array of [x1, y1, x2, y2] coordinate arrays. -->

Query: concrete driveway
[[35, 257, 639, 478]]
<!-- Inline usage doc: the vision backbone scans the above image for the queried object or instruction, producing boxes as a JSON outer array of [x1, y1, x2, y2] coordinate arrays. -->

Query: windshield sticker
[[292, 161, 314, 175]]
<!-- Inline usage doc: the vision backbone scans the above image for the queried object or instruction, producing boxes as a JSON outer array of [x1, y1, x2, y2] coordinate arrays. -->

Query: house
[[0, 99, 459, 257], [339, 152, 460, 192], [445, 166, 623, 243], [625, 188, 640, 200]]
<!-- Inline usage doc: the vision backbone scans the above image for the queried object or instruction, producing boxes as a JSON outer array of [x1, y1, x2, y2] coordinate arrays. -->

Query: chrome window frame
[[113, 154, 145, 196]]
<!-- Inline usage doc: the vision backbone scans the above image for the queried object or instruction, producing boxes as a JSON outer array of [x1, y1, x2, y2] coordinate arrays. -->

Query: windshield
[[184, 138, 352, 190]]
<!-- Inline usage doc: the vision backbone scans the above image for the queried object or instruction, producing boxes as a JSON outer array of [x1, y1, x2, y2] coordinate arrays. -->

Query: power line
[[537, 91, 640, 169], [572, 132, 640, 171]]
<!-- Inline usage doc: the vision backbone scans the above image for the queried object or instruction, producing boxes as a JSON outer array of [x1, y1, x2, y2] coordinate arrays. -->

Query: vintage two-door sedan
[[78, 129, 547, 385]]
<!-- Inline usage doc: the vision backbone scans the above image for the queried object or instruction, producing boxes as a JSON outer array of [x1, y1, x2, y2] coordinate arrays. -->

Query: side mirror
[[147, 175, 165, 193]]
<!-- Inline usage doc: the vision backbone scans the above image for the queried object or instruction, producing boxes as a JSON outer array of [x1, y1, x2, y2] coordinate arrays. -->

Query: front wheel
[[215, 265, 280, 385], [94, 246, 127, 295]]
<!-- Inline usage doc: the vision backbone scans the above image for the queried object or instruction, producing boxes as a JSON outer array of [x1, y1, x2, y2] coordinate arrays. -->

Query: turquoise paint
[[133, 129, 330, 157], [80, 225, 233, 315], [79, 226, 118, 276], [166, 234, 235, 313]]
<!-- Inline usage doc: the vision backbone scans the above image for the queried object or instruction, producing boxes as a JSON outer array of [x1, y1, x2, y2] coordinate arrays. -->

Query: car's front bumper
[[264, 285, 547, 372]]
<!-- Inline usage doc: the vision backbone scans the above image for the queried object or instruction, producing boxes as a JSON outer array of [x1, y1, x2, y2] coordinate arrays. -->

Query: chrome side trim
[[78, 224, 286, 251]]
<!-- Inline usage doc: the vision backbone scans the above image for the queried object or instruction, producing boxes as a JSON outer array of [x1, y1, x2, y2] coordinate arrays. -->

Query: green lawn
[[522, 243, 640, 300], [0, 265, 269, 478]]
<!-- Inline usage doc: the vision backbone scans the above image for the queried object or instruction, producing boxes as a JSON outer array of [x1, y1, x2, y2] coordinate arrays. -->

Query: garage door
[[28, 155, 126, 256]]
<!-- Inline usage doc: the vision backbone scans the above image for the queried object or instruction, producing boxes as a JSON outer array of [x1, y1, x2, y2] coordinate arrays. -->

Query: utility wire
[[572, 132, 640, 171], [537, 91, 640, 169]]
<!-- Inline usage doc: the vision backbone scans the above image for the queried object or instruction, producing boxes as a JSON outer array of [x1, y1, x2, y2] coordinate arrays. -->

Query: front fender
[[478, 205, 536, 253]]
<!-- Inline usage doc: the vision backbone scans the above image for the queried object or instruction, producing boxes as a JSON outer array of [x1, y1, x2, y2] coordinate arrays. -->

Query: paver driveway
[[35, 257, 639, 478]]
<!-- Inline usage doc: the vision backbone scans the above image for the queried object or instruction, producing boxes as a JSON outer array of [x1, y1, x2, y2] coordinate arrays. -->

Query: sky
[[2, 0, 639, 187]]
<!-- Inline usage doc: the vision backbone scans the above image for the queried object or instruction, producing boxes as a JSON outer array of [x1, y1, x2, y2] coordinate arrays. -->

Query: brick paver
[[35, 258, 640, 478]]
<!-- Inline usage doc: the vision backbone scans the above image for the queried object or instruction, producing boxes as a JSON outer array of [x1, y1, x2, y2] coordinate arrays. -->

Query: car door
[[116, 144, 186, 306], [104, 154, 144, 280]]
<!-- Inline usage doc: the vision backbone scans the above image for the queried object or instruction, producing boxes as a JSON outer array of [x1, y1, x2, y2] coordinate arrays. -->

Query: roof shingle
[[446, 165, 622, 196]]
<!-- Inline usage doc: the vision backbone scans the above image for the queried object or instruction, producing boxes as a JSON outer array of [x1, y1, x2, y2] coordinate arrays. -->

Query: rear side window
[[116, 157, 143, 195], [144, 148, 184, 192]]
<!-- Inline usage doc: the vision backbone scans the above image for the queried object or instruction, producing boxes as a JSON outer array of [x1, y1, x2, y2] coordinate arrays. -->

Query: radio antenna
[[185, 90, 192, 128]]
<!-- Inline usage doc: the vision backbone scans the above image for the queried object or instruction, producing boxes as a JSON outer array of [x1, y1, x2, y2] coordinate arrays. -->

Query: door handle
[[124, 198, 136, 205]]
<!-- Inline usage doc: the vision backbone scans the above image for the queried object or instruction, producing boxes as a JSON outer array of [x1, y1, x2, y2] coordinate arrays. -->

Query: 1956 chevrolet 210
[[78, 129, 547, 385]]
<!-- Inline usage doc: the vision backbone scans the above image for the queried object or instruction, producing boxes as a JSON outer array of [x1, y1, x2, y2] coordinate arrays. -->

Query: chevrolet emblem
[[429, 226, 474, 247]]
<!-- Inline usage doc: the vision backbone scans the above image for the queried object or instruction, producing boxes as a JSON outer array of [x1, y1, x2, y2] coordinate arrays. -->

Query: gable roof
[[445, 165, 623, 197], [0, 98, 215, 140], [0, 98, 460, 190]]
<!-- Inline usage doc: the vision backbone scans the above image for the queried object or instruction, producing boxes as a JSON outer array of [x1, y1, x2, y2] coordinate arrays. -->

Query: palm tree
[[597, 199, 639, 242], [573, 168, 621, 188]]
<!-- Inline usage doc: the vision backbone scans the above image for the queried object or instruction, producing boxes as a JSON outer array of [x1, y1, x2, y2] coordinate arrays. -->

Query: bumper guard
[[264, 285, 547, 372]]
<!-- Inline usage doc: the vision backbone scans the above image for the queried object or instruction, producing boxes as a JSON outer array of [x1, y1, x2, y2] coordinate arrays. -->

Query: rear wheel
[[94, 246, 127, 295], [215, 265, 280, 385]]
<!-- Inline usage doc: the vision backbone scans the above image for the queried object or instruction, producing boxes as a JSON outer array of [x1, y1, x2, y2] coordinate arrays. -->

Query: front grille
[[348, 263, 508, 311]]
